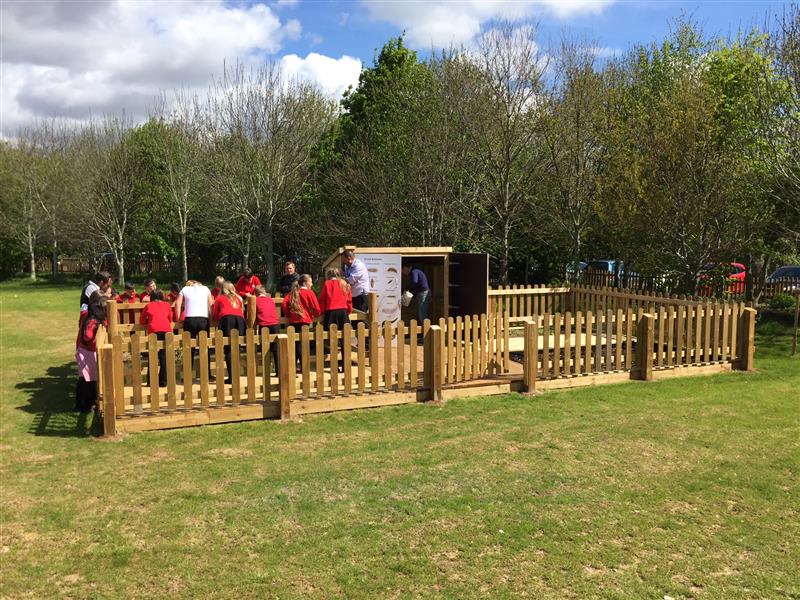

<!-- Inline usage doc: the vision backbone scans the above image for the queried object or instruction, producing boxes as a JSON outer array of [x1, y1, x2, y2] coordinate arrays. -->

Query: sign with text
[[360, 253, 402, 331]]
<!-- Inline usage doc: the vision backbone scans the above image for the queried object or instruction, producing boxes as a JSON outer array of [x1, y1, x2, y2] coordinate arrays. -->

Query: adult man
[[139, 278, 157, 303], [402, 265, 430, 322], [277, 261, 300, 295], [235, 268, 261, 298], [174, 279, 214, 370], [342, 250, 370, 313], [80, 271, 113, 313]]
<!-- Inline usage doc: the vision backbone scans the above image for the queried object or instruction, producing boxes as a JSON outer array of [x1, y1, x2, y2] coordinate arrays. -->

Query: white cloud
[[593, 46, 623, 59], [540, 0, 615, 18], [0, 0, 346, 137], [285, 18, 303, 40], [362, 0, 615, 47], [280, 53, 362, 98]]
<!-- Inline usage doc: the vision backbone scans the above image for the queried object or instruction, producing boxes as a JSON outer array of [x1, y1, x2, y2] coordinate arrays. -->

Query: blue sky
[[276, 1, 787, 64], [0, 0, 791, 137]]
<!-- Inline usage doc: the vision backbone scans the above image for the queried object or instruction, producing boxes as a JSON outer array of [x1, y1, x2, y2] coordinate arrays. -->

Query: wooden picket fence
[[437, 312, 511, 384], [97, 309, 512, 433], [102, 328, 281, 417], [488, 285, 571, 323], [95, 286, 756, 436], [535, 302, 746, 379], [489, 284, 747, 327], [522, 303, 756, 390]]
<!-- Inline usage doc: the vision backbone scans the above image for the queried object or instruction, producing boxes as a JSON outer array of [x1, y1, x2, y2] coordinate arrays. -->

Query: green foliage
[[339, 36, 430, 139], [595, 20, 782, 292], [123, 119, 179, 257], [767, 292, 798, 311]]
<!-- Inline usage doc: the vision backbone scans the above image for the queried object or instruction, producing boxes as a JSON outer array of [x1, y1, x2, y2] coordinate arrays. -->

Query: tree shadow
[[15, 363, 104, 438]]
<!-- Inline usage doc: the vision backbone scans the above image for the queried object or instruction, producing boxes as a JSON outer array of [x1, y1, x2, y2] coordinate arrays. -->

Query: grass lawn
[[1, 278, 798, 599]]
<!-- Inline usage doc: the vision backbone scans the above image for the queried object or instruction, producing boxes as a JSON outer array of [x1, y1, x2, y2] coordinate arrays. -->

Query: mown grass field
[[0, 279, 798, 599]]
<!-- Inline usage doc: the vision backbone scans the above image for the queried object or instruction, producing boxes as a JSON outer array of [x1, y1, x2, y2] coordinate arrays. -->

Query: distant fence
[[761, 278, 800, 300], [490, 284, 759, 324], [571, 269, 799, 301], [96, 285, 755, 436], [31, 255, 322, 281]]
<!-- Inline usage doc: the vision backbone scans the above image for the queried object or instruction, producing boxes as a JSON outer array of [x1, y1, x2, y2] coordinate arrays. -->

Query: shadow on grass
[[15, 363, 104, 438]]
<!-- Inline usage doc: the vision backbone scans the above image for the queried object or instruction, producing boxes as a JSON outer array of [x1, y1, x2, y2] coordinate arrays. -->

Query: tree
[[316, 40, 487, 250], [753, 4, 800, 294], [207, 61, 336, 287], [539, 39, 605, 272], [75, 117, 146, 285], [134, 93, 208, 282], [596, 23, 775, 294], [1, 128, 54, 281], [469, 22, 548, 284]]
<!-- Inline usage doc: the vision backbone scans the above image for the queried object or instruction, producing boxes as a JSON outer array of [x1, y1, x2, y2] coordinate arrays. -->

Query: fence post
[[368, 291, 379, 325], [793, 295, 799, 357], [566, 289, 576, 315], [632, 313, 654, 381], [523, 318, 538, 392], [246, 295, 257, 329], [424, 325, 443, 402], [735, 307, 756, 371], [101, 345, 117, 436], [276, 334, 293, 419], [106, 299, 118, 336]]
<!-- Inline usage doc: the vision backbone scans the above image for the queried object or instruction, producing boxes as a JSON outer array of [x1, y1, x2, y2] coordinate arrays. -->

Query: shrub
[[767, 292, 797, 311]]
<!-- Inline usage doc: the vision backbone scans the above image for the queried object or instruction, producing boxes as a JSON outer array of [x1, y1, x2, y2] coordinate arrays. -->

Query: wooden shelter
[[323, 246, 489, 322]]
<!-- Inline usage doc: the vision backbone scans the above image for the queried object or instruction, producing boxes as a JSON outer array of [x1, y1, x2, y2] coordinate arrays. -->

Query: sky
[[0, 0, 791, 138]]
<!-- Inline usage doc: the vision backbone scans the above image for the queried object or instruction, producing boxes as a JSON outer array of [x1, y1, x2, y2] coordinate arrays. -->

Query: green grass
[[1, 278, 798, 599]]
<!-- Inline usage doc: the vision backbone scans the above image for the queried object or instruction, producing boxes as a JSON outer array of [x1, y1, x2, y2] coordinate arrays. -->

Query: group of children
[[74, 266, 355, 412]]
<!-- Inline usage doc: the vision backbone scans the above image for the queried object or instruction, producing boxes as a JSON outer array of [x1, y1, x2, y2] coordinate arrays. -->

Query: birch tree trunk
[[51, 236, 58, 280], [264, 226, 274, 290], [27, 223, 36, 281], [181, 230, 188, 282], [115, 250, 126, 288]]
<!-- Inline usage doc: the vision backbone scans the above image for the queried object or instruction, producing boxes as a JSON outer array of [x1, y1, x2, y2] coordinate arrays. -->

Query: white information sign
[[359, 253, 402, 329]]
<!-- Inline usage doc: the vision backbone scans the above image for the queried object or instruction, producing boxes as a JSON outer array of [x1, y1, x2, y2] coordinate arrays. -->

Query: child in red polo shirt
[[167, 282, 185, 321], [254, 285, 280, 374], [282, 275, 320, 371], [139, 289, 173, 387], [210, 275, 224, 298], [75, 292, 108, 413], [281, 274, 320, 326], [319, 268, 352, 369], [254, 285, 280, 331], [139, 278, 156, 303], [115, 281, 138, 325], [212, 282, 247, 383], [235, 268, 261, 299], [167, 282, 181, 304], [319, 268, 352, 326], [115, 282, 138, 303]]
